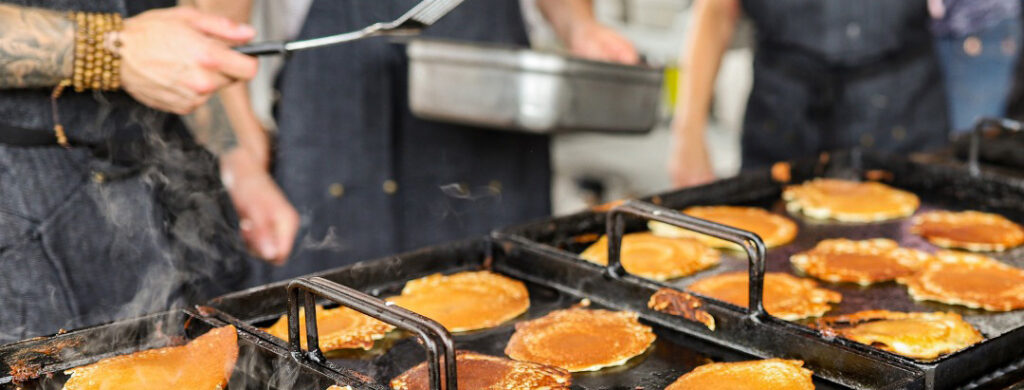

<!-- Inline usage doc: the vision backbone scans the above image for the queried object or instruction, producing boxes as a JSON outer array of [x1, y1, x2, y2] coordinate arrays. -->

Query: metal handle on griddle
[[968, 117, 1022, 177], [286, 277, 458, 390], [606, 200, 768, 319]]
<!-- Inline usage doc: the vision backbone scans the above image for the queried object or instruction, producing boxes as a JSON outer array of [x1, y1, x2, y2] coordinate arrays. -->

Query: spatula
[[235, 0, 466, 56]]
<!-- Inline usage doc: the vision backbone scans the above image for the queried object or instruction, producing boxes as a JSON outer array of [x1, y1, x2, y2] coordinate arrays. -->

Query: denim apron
[[740, 0, 950, 168], [263, 0, 552, 282], [0, 0, 246, 344]]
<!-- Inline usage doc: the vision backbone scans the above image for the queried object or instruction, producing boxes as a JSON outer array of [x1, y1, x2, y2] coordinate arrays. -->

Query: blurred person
[[223, 0, 640, 283], [0, 0, 289, 343], [930, 0, 1021, 134], [669, 0, 950, 187]]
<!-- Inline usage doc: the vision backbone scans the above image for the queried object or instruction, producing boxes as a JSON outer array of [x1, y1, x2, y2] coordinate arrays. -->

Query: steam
[[299, 226, 348, 252]]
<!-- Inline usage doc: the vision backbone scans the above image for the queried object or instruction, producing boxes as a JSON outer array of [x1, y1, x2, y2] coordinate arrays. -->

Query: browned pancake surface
[[649, 206, 798, 249], [665, 359, 814, 390], [688, 272, 841, 320], [783, 179, 919, 222], [63, 325, 239, 390], [387, 271, 529, 332], [580, 233, 719, 280], [911, 210, 1024, 252], [790, 238, 933, 285], [815, 310, 983, 360], [263, 305, 394, 351], [390, 351, 571, 390], [648, 288, 716, 330], [898, 251, 1024, 311], [504, 308, 655, 372]]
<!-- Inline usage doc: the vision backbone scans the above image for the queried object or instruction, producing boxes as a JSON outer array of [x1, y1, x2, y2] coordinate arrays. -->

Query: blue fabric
[[935, 17, 1022, 133], [256, 0, 552, 284], [932, 0, 1021, 38]]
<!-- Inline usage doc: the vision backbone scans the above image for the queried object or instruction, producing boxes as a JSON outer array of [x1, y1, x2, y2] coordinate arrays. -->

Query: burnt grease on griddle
[[648, 288, 715, 331]]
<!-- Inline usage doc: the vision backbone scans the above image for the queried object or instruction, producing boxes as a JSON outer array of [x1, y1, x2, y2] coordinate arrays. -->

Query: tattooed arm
[[0, 3, 74, 88]]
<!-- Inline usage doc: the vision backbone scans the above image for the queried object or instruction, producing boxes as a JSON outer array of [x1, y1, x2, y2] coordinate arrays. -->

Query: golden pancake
[[63, 325, 238, 390], [897, 251, 1024, 311], [579, 233, 719, 280], [390, 351, 571, 390], [910, 210, 1024, 252], [387, 271, 529, 332], [649, 206, 798, 249], [790, 239, 933, 285], [783, 179, 919, 222], [688, 272, 841, 320], [665, 359, 814, 390], [504, 308, 656, 372], [648, 288, 716, 330], [263, 305, 394, 351], [815, 310, 982, 360]]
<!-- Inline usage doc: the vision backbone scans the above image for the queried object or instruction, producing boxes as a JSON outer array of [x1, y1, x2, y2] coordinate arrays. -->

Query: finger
[[199, 45, 259, 81], [272, 207, 300, 265], [187, 11, 256, 45], [182, 68, 234, 95]]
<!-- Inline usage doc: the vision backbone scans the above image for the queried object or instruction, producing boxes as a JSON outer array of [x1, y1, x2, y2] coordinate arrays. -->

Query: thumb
[[189, 12, 256, 44]]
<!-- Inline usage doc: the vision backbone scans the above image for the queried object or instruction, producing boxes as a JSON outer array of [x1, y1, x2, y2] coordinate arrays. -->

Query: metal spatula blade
[[236, 0, 466, 56]]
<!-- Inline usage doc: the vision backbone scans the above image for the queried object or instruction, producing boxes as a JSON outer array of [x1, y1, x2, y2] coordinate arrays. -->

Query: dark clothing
[[931, 0, 1021, 38], [262, 0, 551, 282], [740, 0, 950, 168], [0, 0, 245, 344]]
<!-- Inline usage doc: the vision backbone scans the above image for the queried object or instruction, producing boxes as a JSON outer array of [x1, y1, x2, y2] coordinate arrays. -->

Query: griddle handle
[[606, 200, 768, 320], [286, 277, 459, 390], [968, 117, 1023, 177]]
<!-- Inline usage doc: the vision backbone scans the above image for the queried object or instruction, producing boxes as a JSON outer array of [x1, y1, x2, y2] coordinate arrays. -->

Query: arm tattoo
[[183, 94, 239, 156], [0, 4, 74, 88]]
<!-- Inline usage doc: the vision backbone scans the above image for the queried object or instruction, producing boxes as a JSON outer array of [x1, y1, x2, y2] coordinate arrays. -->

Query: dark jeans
[[0, 144, 239, 344]]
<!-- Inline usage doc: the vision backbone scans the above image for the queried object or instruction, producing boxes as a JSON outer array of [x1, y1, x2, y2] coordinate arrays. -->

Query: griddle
[[205, 237, 919, 389], [0, 309, 364, 389], [502, 150, 1024, 389]]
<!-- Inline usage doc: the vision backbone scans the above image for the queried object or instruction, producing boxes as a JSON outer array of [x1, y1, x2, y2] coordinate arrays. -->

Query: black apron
[[0, 0, 246, 344], [262, 0, 551, 282], [740, 0, 950, 168]]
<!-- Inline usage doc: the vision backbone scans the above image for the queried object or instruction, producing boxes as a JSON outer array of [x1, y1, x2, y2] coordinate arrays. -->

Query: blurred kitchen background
[[250, 0, 755, 215]]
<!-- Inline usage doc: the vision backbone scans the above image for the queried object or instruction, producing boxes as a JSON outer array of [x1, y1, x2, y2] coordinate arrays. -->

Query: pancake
[[649, 206, 798, 249], [63, 325, 238, 390], [815, 310, 983, 360], [504, 308, 656, 372], [263, 305, 394, 351], [783, 179, 919, 222], [910, 210, 1024, 252], [897, 251, 1024, 311], [665, 359, 814, 390], [648, 288, 716, 330], [387, 271, 529, 332], [688, 272, 841, 320], [790, 239, 933, 285], [579, 233, 719, 280], [390, 351, 571, 390]]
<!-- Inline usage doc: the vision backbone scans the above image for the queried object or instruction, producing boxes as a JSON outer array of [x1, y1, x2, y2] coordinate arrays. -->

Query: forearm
[[0, 4, 74, 88], [673, 0, 739, 144], [536, 0, 595, 43]]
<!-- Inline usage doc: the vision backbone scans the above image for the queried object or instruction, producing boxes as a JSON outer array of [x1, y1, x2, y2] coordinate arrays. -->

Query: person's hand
[[221, 148, 299, 265], [119, 6, 258, 115], [668, 131, 716, 188], [567, 21, 640, 65]]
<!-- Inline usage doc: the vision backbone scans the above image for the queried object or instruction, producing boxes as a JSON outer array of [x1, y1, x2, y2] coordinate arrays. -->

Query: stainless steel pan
[[407, 39, 664, 134]]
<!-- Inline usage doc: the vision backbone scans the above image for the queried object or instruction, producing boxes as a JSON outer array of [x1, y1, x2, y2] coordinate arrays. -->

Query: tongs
[[235, 0, 465, 56]]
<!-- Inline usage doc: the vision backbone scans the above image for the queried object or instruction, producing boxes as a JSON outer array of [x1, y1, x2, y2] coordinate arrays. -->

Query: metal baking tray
[[407, 38, 663, 134], [501, 150, 1024, 389], [0, 309, 364, 389], [204, 237, 919, 389]]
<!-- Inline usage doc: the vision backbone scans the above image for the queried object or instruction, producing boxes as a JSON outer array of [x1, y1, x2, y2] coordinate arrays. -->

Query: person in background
[[220, 0, 640, 283], [0, 0, 289, 343], [669, 0, 950, 187], [930, 0, 1022, 134]]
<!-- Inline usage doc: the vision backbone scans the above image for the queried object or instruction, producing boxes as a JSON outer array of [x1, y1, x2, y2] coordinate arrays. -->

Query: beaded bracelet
[[52, 11, 124, 147]]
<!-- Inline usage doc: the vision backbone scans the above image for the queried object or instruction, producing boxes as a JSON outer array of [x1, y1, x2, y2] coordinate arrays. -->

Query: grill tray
[[206, 238, 918, 389], [0, 309, 361, 389], [503, 151, 1024, 389]]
